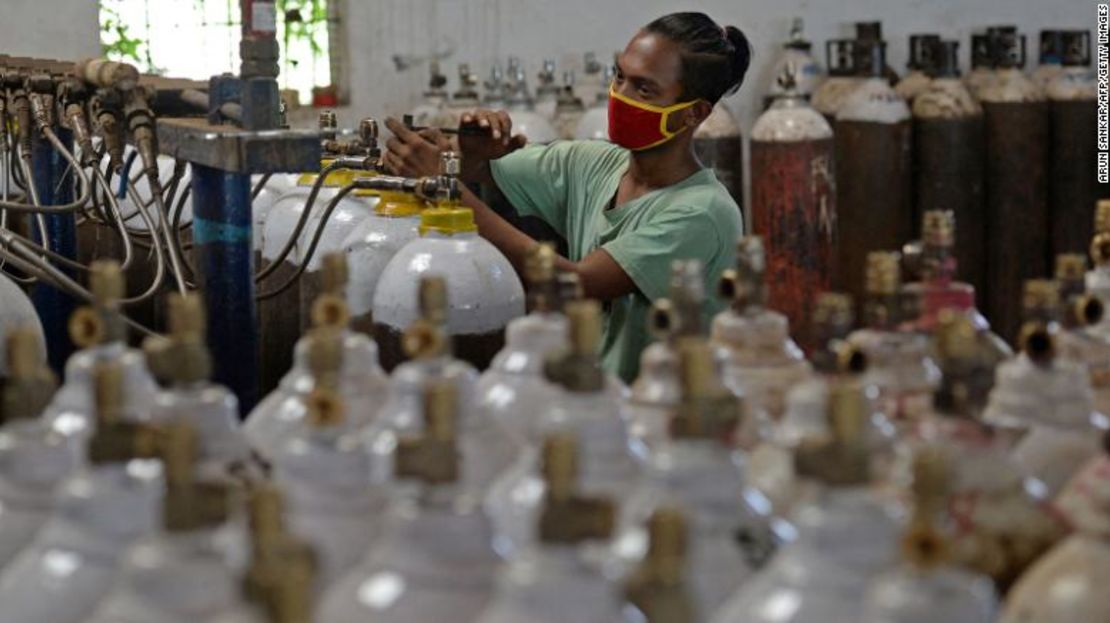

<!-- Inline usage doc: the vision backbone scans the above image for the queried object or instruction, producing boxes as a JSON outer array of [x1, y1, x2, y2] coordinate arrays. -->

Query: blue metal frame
[[30, 128, 77, 374], [191, 165, 258, 413]]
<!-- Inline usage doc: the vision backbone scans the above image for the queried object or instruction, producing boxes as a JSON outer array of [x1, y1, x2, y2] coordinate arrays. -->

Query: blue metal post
[[190, 165, 258, 414], [30, 127, 77, 374]]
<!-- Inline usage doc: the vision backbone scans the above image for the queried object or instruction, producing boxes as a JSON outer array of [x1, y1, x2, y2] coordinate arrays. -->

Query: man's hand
[[459, 110, 528, 161], [383, 117, 451, 178]]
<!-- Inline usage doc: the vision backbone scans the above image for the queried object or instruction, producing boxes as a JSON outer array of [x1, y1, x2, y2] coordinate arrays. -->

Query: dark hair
[[644, 12, 753, 103]]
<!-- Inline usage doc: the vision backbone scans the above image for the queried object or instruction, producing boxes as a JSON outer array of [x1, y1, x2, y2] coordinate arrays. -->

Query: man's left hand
[[383, 117, 451, 177]]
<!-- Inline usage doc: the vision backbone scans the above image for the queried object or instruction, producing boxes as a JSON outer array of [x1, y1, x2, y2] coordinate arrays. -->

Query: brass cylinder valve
[[810, 292, 860, 374], [1096, 199, 1110, 236], [160, 421, 230, 533], [794, 381, 871, 486], [1021, 279, 1061, 325], [543, 300, 604, 392], [670, 336, 742, 440], [901, 446, 953, 569], [394, 380, 460, 484], [863, 251, 902, 329], [524, 243, 559, 313], [69, 260, 126, 349], [87, 361, 159, 465], [922, 210, 955, 250], [402, 276, 450, 360], [1, 326, 56, 423], [557, 272, 584, 308], [305, 327, 344, 392], [669, 259, 705, 336], [243, 484, 318, 615], [1019, 321, 1057, 366], [719, 236, 767, 314], [624, 507, 695, 623], [538, 433, 616, 544], [311, 252, 352, 330], [144, 292, 213, 386]]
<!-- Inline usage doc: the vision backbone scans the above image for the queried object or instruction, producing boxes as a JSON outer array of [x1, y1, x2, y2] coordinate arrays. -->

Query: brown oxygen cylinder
[[750, 63, 837, 347], [833, 39, 913, 306], [693, 103, 744, 214], [979, 31, 1049, 344], [1049, 30, 1103, 257], [811, 39, 861, 124], [895, 34, 941, 102], [912, 40, 987, 304]]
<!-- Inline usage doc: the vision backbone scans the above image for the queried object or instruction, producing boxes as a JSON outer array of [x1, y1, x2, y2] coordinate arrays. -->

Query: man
[[383, 12, 751, 382]]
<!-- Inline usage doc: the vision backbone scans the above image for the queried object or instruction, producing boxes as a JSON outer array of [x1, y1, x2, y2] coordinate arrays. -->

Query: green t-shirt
[[490, 140, 743, 382]]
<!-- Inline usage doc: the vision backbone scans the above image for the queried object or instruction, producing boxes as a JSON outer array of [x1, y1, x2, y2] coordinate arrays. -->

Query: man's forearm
[[460, 186, 539, 273], [460, 153, 495, 186]]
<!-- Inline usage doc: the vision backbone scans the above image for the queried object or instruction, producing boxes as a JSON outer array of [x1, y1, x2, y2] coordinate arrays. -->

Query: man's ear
[[685, 100, 714, 128], [688, 99, 714, 127]]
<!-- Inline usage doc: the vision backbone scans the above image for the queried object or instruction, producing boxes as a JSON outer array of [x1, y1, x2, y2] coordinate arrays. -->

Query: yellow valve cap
[[375, 191, 425, 216], [419, 206, 477, 236]]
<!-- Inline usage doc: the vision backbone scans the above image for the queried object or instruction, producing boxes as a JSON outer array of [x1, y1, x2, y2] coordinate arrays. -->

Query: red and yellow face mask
[[607, 85, 703, 151]]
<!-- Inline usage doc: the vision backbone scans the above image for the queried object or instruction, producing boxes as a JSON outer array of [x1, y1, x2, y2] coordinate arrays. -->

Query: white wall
[[334, 0, 1090, 132], [0, 0, 1090, 135], [1, 0, 101, 60]]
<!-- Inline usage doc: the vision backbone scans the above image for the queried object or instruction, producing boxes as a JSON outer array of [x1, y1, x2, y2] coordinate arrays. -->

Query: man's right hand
[[459, 109, 528, 162]]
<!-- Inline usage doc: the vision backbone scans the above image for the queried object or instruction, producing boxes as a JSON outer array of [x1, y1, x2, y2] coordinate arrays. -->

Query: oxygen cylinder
[[763, 18, 825, 109], [812, 38, 863, 122], [372, 185, 525, 371], [534, 59, 560, 120], [503, 58, 558, 144], [258, 161, 375, 395], [408, 61, 449, 128], [1049, 30, 1101, 257], [965, 33, 998, 99], [1031, 30, 1066, 90], [0, 273, 45, 378], [574, 63, 613, 140], [552, 71, 586, 140], [980, 31, 1049, 344], [442, 63, 481, 130], [833, 39, 913, 307], [894, 34, 941, 101], [750, 64, 837, 349], [693, 103, 744, 212], [912, 40, 986, 302]]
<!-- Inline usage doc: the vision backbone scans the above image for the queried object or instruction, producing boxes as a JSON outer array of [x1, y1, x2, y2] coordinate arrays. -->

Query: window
[[99, 0, 342, 106]]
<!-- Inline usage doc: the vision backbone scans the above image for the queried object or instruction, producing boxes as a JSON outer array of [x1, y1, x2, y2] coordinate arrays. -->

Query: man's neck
[[625, 139, 702, 190]]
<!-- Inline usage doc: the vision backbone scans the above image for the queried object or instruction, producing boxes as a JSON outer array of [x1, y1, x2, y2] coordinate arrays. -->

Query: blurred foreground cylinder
[[833, 40, 912, 306], [1048, 30, 1102, 257], [980, 32, 1049, 344], [750, 68, 837, 349], [912, 40, 987, 306]]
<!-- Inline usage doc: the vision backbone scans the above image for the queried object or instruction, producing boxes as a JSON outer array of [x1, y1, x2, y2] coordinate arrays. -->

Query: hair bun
[[723, 25, 752, 96]]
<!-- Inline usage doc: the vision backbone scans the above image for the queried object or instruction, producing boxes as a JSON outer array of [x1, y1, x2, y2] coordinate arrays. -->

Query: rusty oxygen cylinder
[[833, 39, 913, 307], [895, 34, 941, 102], [812, 38, 862, 123], [1049, 30, 1103, 258], [979, 30, 1050, 344], [912, 40, 986, 304], [750, 63, 837, 349]]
